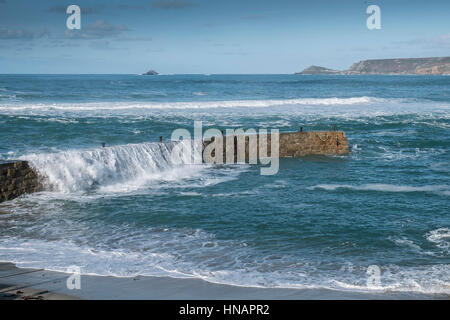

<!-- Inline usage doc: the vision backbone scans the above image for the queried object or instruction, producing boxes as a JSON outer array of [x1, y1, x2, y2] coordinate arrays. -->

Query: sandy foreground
[[0, 262, 447, 300]]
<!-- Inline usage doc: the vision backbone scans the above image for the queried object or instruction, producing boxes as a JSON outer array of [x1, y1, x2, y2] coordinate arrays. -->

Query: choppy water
[[0, 74, 449, 295]]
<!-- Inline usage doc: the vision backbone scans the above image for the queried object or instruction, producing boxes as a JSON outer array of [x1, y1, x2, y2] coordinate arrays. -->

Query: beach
[[2, 263, 448, 300]]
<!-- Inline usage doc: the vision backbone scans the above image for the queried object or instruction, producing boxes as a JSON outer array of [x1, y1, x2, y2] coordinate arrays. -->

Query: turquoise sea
[[0, 74, 449, 295]]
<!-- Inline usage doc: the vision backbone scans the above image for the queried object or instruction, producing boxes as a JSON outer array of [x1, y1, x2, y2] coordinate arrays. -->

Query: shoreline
[[1, 263, 448, 300]]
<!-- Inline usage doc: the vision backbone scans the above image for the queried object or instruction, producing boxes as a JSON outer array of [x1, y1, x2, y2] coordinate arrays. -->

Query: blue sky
[[0, 0, 449, 74]]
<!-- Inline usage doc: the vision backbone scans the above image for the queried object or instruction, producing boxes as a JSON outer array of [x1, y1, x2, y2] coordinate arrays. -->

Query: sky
[[0, 0, 449, 74]]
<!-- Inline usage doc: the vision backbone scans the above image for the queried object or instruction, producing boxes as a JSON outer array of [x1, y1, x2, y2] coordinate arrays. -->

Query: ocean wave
[[430, 162, 450, 173], [19, 140, 204, 193], [0, 234, 448, 295], [192, 91, 207, 96], [0, 96, 392, 112], [308, 184, 450, 196], [426, 228, 450, 250], [0, 93, 18, 100], [389, 237, 437, 256]]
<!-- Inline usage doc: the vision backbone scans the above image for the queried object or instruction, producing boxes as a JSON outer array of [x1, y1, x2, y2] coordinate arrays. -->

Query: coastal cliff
[[296, 56, 450, 75]]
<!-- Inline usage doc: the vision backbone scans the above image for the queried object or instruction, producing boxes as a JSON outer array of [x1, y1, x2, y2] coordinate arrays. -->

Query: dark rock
[[295, 65, 340, 75], [142, 70, 159, 75]]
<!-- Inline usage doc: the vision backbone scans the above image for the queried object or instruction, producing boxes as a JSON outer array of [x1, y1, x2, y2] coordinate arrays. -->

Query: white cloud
[[151, 1, 196, 9], [65, 20, 129, 40], [0, 28, 49, 40]]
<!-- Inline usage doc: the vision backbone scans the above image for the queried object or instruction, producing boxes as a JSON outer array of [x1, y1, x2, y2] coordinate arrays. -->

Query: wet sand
[[1, 262, 448, 300]]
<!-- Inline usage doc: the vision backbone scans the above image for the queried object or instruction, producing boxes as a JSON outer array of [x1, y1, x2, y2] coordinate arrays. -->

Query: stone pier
[[0, 131, 350, 202], [0, 160, 42, 203], [202, 131, 350, 163]]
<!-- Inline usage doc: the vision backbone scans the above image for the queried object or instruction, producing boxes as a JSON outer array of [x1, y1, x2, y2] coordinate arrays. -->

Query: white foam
[[1, 97, 448, 122], [426, 228, 450, 250], [179, 191, 202, 196], [0, 96, 402, 116], [391, 238, 423, 251], [308, 184, 450, 196], [19, 140, 203, 193], [0, 235, 448, 295], [0, 203, 449, 294], [430, 162, 450, 173], [0, 96, 381, 111], [389, 237, 437, 256]]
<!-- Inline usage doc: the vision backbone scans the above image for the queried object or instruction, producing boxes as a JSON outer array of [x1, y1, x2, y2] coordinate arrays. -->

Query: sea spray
[[21, 140, 203, 193]]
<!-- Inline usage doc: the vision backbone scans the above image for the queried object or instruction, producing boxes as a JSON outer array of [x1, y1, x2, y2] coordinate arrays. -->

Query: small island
[[142, 70, 159, 75], [296, 56, 450, 75], [298, 66, 340, 75]]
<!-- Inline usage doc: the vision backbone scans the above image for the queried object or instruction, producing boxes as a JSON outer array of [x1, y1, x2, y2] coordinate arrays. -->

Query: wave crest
[[20, 140, 201, 193], [0, 96, 387, 112], [308, 184, 450, 196]]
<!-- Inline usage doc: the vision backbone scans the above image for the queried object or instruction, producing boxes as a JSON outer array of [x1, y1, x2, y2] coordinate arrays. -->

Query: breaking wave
[[19, 140, 203, 193], [426, 228, 450, 251], [308, 184, 450, 196], [0, 96, 392, 112]]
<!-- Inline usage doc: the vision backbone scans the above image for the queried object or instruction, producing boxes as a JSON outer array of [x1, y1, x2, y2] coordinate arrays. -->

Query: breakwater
[[0, 131, 349, 202], [0, 160, 42, 203], [203, 131, 350, 163]]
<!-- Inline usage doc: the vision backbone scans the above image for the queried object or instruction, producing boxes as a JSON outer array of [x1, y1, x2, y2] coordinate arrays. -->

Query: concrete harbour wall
[[0, 161, 42, 203], [202, 131, 350, 163], [0, 131, 350, 202]]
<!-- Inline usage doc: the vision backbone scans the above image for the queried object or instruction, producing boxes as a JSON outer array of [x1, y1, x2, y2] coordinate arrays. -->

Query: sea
[[0, 74, 449, 296]]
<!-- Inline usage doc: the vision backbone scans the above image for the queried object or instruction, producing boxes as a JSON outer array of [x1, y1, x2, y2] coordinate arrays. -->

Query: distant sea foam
[[0, 96, 385, 110]]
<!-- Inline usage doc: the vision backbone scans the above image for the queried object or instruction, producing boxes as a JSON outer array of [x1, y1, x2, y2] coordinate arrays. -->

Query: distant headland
[[296, 57, 450, 75]]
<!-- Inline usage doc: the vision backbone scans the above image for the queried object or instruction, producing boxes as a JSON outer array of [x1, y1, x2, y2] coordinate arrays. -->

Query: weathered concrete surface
[[278, 131, 350, 157], [0, 160, 42, 203], [203, 131, 350, 163]]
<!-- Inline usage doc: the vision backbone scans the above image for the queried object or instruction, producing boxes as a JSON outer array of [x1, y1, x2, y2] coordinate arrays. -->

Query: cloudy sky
[[0, 0, 449, 73]]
